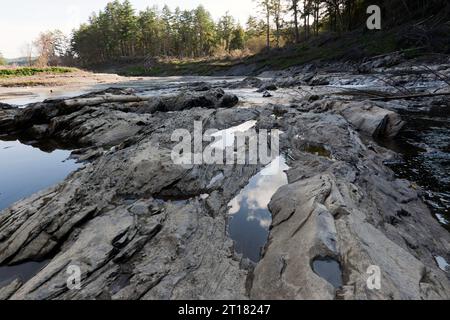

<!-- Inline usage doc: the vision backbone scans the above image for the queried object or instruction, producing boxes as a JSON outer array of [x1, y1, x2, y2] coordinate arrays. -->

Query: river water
[[381, 109, 450, 230], [0, 139, 80, 211], [0, 139, 79, 287]]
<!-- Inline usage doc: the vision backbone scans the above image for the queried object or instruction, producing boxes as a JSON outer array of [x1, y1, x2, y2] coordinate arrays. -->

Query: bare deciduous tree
[[33, 30, 69, 67], [34, 32, 56, 67]]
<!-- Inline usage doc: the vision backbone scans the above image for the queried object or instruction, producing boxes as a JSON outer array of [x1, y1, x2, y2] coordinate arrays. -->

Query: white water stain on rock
[[227, 156, 289, 262], [0, 140, 80, 211]]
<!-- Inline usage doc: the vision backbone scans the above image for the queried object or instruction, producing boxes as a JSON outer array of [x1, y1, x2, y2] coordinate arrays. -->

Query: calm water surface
[[228, 156, 289, 262], [0, 140, 80, 211]]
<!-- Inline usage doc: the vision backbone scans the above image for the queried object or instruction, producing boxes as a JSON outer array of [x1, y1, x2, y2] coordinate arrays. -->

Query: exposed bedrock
[[0, 90, 256, 299], [0, 88, 238, 146], [0, 84, 449, 300], [252, 110, 449, 300]]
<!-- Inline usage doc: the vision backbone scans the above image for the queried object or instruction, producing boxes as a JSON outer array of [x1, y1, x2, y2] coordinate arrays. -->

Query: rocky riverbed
[[0, 55, 449, 300]]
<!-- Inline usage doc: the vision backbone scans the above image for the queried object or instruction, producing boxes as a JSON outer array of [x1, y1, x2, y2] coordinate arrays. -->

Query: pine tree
[[161, 5, 174, 56], [230, 25, 246, 50], [193, 6, 217, 56], [270, 0, 284, 47], [217, 12, 236, 52], [255, 0, 272, 49], [289, 0, 301, 43]]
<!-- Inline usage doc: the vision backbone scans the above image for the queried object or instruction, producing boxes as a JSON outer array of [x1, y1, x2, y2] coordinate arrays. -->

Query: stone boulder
[[333, 102, 405, 138]]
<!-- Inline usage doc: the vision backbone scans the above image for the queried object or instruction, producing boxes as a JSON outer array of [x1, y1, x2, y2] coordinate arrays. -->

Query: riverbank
[[0, 53, 449, 300], [0, 70, 141, 105]]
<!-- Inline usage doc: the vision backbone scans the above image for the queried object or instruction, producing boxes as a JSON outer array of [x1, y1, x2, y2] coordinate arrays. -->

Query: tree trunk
[[294, 6, 300, 43], [307, 14, 310, 39], [266, 11, 270, 49]]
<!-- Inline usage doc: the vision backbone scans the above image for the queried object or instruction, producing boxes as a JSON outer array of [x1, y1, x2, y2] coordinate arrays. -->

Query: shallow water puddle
[[0, 140, 80, 211], [312, 257, 343, 288], [227, 156, 289, 262], [0, 260, 50, 288], [299, 141, 333, 159]]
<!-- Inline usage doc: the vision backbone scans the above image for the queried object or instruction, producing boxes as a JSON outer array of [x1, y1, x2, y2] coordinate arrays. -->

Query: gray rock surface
[[252, 110, 449, 300], [0, 62, 449, 300], [333, 101, 406, 138]]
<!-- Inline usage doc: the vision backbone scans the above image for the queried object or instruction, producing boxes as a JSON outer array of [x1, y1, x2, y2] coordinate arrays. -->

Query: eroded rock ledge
[[0, 85, 449, 300]]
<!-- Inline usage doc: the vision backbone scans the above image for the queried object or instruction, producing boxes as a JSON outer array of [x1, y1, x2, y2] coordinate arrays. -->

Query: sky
[[0, 0, 257, 58]]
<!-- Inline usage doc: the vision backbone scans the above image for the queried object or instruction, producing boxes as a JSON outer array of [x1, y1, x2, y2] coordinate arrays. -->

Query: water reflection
[[379, 112, 450, 231], [312, 257, 343, 288], [228, 156, 289, 262], [0, 140, 80, 211], [0, 260, 50, 288]]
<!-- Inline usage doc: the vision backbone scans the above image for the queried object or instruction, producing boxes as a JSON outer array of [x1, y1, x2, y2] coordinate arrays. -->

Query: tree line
[[71, 1, 249, 64], [255, 0, 449, 47], [16, 0, 450, 66]]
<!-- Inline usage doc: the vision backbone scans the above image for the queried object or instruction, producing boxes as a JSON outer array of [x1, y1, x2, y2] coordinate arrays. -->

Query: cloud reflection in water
[[228, 156, 289, 262]]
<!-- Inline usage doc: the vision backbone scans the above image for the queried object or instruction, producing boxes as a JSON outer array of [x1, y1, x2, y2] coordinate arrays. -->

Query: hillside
[[89, 18, 450, 77]]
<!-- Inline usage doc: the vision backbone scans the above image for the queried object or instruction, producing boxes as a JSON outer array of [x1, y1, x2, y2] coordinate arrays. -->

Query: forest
[[15, 0, 450, 66]]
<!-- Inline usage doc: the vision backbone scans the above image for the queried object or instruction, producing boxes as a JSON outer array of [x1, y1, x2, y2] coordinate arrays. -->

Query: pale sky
[[0, 0, 257, 58]]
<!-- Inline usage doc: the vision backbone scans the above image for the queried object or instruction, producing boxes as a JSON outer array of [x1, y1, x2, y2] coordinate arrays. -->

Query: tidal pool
[[227, 156, 289, 262], [0, 140, 80, 211]]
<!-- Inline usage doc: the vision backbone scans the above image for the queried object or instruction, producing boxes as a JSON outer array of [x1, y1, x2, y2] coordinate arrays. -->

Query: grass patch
[[0, 81, 62, 87], [0, 67, 76, 78], [122, 58, 234, 77]]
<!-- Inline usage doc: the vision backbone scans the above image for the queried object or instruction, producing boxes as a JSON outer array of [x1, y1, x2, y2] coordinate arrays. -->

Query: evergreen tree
[[246, 16, 265, 39], [137, 7, 161, 56], [255, 0, 272, 49], [161, 5, 174, 55], [193, 5, 217, 56], [270, 0, 284, 47], [230, 26, 246, 50], [289, 0, 301, 43], [217, 12, 236, 52]]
